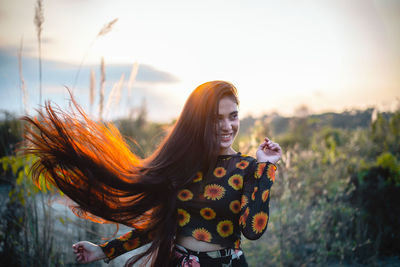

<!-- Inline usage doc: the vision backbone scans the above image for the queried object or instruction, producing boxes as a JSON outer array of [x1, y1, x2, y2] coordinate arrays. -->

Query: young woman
[[24, 81, 281, 266]]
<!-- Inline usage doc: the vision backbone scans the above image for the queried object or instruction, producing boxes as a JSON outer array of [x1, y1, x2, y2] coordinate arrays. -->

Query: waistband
[[174, 244, 243, 266]]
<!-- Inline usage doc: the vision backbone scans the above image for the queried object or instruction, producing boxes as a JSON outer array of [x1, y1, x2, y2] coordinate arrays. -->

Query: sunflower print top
[[99, 152, 276, 261]]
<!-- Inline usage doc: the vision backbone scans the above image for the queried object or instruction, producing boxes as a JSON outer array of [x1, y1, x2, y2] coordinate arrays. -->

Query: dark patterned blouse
[[99, 153, 276, 261]]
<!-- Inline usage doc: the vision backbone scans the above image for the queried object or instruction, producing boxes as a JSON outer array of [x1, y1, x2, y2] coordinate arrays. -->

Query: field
[[1, 108, 399, 266]]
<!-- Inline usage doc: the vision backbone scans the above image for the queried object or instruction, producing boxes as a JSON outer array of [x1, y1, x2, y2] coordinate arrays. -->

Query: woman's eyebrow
[[217, 111, 238, 118]]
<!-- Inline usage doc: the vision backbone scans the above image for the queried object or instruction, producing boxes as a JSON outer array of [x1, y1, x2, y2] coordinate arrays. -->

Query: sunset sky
[[0, 0, 399, 122]]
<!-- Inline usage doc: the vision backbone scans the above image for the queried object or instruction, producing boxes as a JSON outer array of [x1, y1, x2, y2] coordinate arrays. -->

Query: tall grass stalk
[[72, 18, 118, 90], [104, 73, 125, 119], [126, 62, 139, 116], [99, 57, 105, 121], [34, 0, 44, 108], [127, 62, 139, 97], [18, 38, 29, 115], [89, 69, 96, 116]]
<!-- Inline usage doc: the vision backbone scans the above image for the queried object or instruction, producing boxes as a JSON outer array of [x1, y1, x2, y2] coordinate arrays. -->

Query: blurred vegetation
[[1, 107, 399, 266], [239, 108, 400, 266], [0, 111, 24, 158], [0, 109, 166, 266]]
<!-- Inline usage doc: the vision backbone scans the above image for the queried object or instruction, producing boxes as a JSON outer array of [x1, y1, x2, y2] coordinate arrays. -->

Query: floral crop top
[[99, 153, 276, 262]]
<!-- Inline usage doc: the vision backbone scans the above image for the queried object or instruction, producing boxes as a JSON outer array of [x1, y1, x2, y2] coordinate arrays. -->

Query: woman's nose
[[220, 119, 231, 131]]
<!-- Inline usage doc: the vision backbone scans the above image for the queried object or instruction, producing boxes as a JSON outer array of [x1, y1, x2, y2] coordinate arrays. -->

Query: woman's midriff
[[176, 235, 225, 252]]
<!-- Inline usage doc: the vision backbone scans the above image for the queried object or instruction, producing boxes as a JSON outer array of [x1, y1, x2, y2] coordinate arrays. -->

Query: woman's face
[[217, 96, 239, 155]]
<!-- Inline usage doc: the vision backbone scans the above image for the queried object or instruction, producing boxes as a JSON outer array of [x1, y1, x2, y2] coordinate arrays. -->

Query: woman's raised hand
[[72, 241, 106, 264], [256, 137, 282, 164]]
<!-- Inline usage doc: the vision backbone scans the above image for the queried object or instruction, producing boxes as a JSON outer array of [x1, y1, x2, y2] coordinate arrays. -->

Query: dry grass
[[34, 0, 44, 107], [90, 69, 96, 115], [105, 74, 125, 119], [18, 38, 29, 115], [128, 62, 139, 96], [73, 18, 118, 90], [99, 57, 106, 121], [97, 18, 118, 37]]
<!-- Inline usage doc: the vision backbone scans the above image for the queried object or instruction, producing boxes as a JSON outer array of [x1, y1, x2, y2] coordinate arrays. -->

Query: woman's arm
[[72, 241, 106, 263], [239, 160, 276, 239], [239, 137, 281, 239], [73, 229, 153, 264], [99, 229, 153, 262]]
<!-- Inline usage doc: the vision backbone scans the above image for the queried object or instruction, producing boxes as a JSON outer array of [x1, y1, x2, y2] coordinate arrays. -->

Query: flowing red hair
[[22, 81, 239, 266]]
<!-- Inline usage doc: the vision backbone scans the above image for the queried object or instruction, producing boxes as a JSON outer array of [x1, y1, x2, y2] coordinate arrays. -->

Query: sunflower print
[[228, 174, 243, 190], [262, 189, 270, 202], [236, 160, 249, 170], [177, 189, 193, 201], [200, 207, 216, 220], [102, 247, 115, 258], [240, 195, 248, 209], [252, 212, 269, 234], [239, 215, 245, 227], [251, 187, 258, 201], [99, 156, 275, 258], [268, 164, 276, 182], [122, 237, 141, 251], [213, 167, 227, 178], [118, 231, 133, 241], [234, 239, 241, 249], [204, 184, 226, 200], [193, 171, 203, 183], [192, 228, 212, 242], [229, 200, 241, 214], [177, 208, 191, 227], [217, 220, 234, 238], [239, 207, 250, 227], [255, 162, 267, 179], [99, 241, 109, 248]]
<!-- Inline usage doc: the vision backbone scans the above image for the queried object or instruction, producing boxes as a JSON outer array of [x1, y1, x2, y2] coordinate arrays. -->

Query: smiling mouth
[[220, 133, 232, 142]]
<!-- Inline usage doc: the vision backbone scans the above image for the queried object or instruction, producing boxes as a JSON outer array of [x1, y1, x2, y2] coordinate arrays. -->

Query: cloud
[[0, 46, 179, 89], [0, 46, 180, 120], [89, 63, 179, 84]]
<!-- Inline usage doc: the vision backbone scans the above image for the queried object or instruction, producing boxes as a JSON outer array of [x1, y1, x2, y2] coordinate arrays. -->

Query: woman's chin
[[219, 144, 233, 154]]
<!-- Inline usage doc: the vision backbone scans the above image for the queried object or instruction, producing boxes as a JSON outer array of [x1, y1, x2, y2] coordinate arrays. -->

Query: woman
[[24, 81, 281, 266]]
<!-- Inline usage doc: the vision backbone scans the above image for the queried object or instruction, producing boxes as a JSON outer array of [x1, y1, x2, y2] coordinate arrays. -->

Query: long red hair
[[22, 80, 239, 266]]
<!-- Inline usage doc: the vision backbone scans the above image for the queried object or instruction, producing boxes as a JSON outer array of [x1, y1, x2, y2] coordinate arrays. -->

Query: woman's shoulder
[[218, 152, 257, 163], [237, 153, 254, 160]]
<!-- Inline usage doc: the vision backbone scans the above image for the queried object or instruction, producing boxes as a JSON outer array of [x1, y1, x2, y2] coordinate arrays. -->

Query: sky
[[0, 0, 399, 122]]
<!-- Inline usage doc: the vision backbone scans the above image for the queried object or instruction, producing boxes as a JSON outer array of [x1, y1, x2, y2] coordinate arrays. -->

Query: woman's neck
[[219, 147, 237, 156]]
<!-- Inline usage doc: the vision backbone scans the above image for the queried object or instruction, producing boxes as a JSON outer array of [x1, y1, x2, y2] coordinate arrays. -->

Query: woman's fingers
[[72, 243, 81, 253], [260, 137, 281, 153], [73, 243, 85, 263], [264, 140, 281, 153], [268, 143, 278, 150], [259, 141, 267, 150], [272, 144, 282, 153], [265, 141, 275, 149]]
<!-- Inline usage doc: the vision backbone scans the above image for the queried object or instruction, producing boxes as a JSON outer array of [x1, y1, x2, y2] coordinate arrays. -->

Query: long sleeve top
[[99, 152, 276, 261]]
